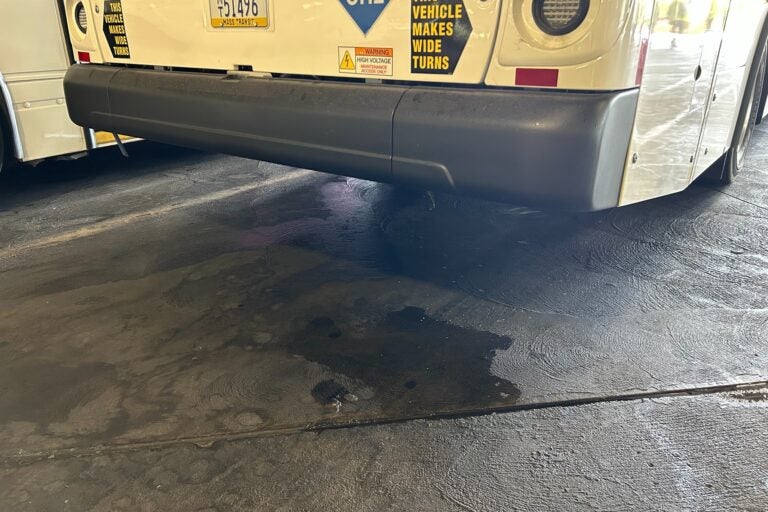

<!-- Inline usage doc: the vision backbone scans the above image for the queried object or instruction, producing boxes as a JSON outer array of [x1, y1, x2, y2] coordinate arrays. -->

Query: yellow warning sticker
[[340, 50, 356, 71], [338, 47, 393, 76]]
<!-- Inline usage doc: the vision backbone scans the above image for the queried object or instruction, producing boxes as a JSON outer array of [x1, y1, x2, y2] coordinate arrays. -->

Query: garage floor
[[1, 127, 767, 511]]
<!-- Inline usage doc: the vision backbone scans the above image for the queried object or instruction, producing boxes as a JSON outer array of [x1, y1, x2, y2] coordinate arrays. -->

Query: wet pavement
[[0, 127, 767, 510], [3, 391, 768, 511]]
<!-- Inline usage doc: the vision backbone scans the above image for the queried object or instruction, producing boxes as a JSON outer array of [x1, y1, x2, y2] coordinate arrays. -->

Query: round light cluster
[[533, 0, 590, 36], [75, 2, 88, 34]]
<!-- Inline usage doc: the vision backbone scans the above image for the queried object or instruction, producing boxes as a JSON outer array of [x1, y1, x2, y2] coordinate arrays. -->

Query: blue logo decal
[[339, 0, 390, 35]]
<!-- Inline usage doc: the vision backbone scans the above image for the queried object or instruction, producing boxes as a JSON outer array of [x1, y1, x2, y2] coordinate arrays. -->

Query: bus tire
[[0, 117, 7, 174], [0, 102, 15, 175], [721, 37, 768, 184]]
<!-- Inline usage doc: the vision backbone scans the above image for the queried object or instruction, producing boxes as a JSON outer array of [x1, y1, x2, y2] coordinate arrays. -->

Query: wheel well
[[757, 47, 768, 125], [754, 17, 768, 125], [0, 91, 15, 160]]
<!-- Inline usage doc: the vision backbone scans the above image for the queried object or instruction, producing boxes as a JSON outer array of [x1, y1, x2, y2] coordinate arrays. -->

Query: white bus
[[0, 0, 130, 174], [60, 0, 768, 210]]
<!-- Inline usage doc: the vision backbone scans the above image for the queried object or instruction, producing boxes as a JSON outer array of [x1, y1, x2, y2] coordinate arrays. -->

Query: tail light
[[532, 0, 590, 36], [75, 2, 88, 34]]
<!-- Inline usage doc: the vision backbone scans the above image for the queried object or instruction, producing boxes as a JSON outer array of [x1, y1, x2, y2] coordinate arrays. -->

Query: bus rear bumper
[[64, 65, 638, 211]]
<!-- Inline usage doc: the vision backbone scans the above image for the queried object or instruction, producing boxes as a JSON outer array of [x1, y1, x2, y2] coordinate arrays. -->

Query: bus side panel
[[692, 3, 768, 180], [620, 0, 730, 206], [0, 0, 88, 162], [9, 79, 88, 161]]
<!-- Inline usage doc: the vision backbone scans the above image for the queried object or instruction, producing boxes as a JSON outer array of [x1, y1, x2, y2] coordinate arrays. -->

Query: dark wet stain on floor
[[311, 379, 351, 406], [0, 129, 767, 457], [291, 307, 521, 414]]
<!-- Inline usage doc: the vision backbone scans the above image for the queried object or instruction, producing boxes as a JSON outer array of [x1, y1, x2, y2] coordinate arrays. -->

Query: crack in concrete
[[706, 186, 768, 213], [4, 380, 767, 466]]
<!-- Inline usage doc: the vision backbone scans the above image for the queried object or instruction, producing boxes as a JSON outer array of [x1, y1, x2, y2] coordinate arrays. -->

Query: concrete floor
[[0, 126, 767, 511]]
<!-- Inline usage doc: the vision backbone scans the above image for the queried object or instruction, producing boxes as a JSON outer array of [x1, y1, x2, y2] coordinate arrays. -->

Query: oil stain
[[309, 317, 342, 339], [292, 307, 520, 414], [311, 379, 350, 405]]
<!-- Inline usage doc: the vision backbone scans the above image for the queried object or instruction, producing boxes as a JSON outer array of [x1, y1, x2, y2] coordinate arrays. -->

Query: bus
[[60, 0, 768, 211], [0, 0, 131, 174]]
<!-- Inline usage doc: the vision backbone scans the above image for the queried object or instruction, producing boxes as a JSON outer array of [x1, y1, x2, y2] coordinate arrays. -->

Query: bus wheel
[[0, 112, 13, 175], [0, 120, 7, 174], [722, 39, 768, 183]]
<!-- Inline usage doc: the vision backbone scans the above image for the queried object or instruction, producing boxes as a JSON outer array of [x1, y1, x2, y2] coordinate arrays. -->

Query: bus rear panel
[[60, 0, 768, 210]]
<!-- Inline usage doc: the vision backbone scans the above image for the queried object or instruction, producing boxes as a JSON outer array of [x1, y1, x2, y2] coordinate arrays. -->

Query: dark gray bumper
[[64, 65, 638, 211]]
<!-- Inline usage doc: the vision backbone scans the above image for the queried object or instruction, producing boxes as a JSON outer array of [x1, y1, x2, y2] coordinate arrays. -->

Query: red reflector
[[515, 68, 559, 87], [77, 51, 91, 63]]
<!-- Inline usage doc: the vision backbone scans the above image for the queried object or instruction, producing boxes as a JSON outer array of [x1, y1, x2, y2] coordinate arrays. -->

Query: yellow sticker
[[211, 17, 268, 28], [340, 50, 356, 71], [94, 132, 134, 145], [338, 47, 393, 76]]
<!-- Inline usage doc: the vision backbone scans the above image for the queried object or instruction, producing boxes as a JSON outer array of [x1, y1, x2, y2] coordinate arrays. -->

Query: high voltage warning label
[[340, 50, 356, 70], [103, 0, 130, 59], [338, 47, 394, 76], [411, 0, 471, 74]]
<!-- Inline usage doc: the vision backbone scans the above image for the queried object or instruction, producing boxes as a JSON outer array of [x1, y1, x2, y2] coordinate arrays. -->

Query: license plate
[[209, 0, 269, 28]]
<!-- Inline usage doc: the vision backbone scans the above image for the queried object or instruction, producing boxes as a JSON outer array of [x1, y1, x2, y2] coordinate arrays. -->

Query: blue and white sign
[[339, 0, 390, 35]]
